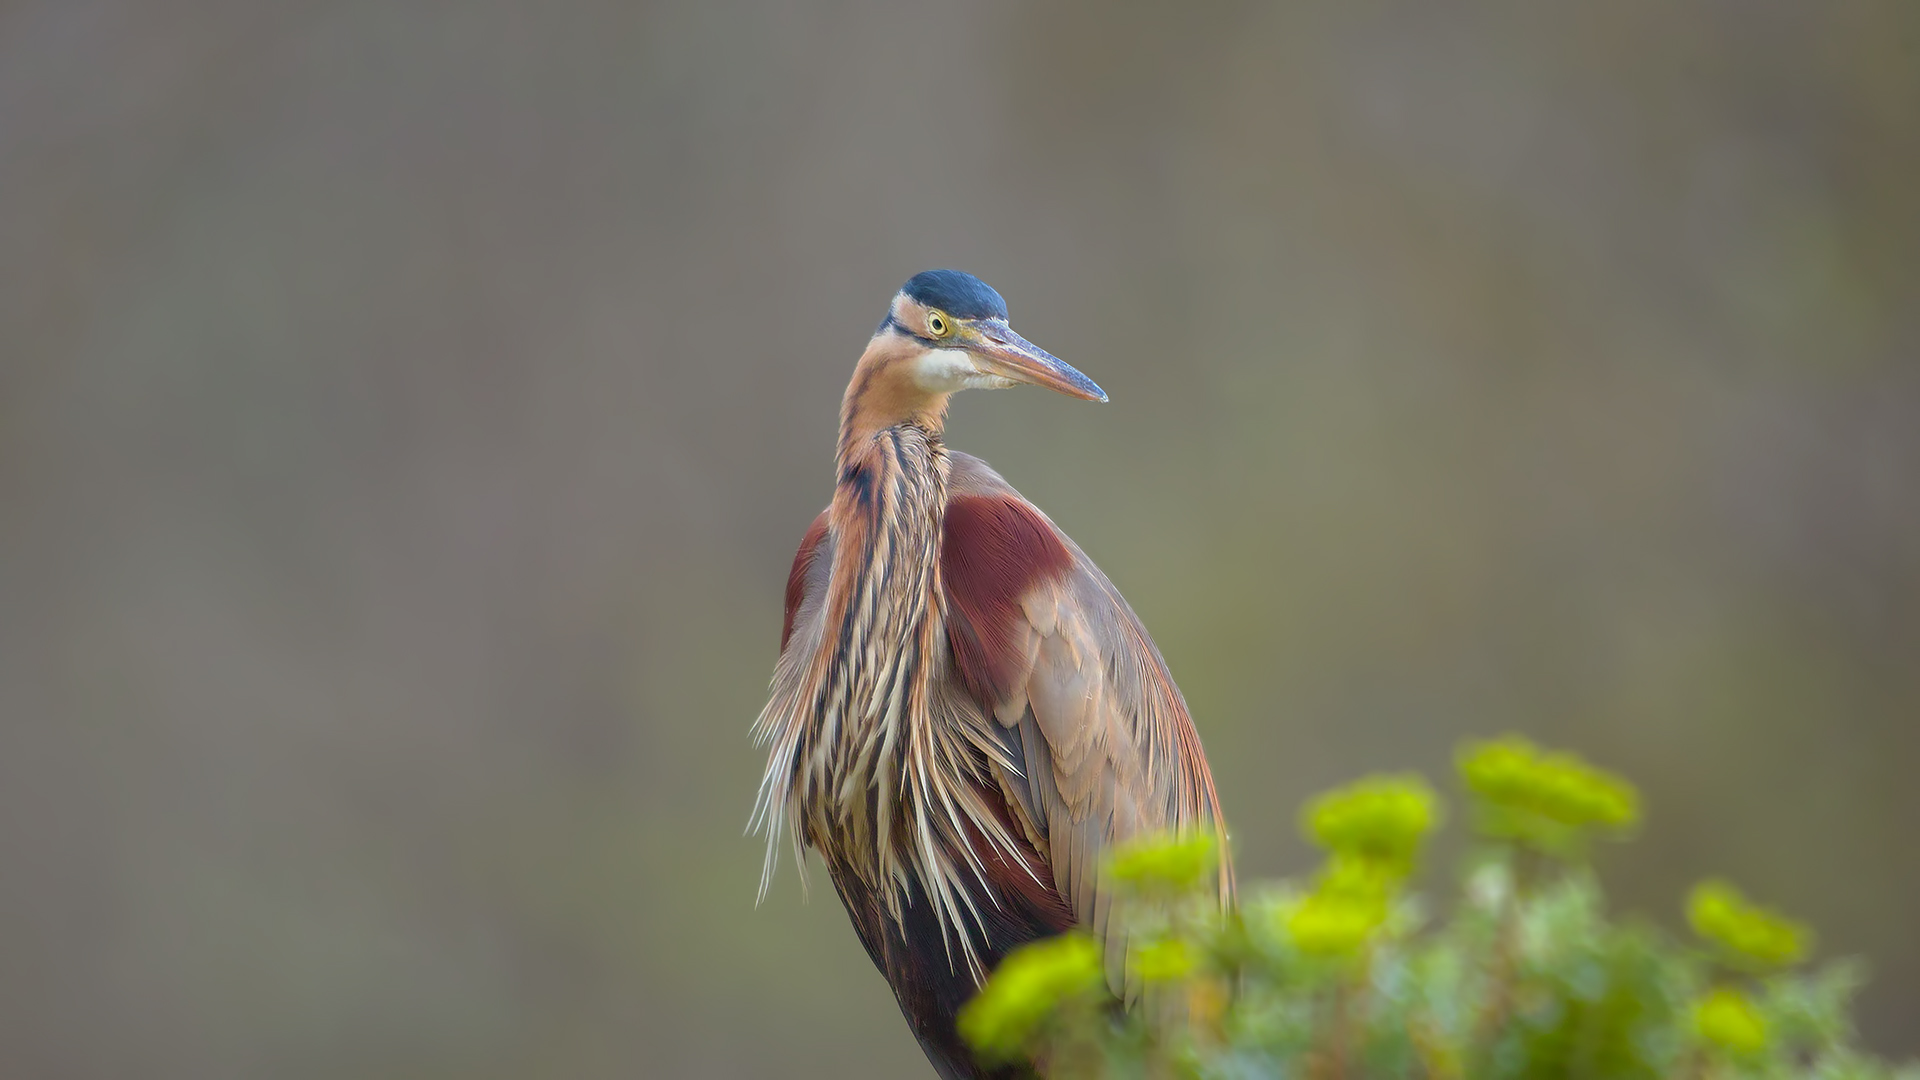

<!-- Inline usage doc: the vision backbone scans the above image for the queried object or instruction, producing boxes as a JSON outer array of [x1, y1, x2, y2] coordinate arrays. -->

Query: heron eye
[[926, 311, 950, 338]]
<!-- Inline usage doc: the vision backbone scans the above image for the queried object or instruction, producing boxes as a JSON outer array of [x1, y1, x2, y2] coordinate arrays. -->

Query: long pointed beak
[[969, 319, 1107, 402]]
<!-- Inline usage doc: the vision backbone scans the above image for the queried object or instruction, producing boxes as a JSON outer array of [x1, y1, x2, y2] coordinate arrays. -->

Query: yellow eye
[[926, 310, 951, 337]]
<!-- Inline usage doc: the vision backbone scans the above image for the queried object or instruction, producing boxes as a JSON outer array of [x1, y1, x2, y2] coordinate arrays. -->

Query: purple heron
[[753, 270, 1230, 1078]]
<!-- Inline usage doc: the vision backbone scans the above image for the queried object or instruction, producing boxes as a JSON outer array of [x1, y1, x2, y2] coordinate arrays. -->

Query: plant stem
[[1472, 850, 1534, 1060]]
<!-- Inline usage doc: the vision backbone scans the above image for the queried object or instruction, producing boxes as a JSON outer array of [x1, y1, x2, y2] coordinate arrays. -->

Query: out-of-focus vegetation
[[962, 740, 1916, 1080]]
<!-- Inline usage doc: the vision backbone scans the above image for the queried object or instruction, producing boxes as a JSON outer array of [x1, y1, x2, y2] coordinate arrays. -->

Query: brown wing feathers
[[943, 455, 1233, 993], [941, 495, 1074, 707], [781, 512, 830, 651]]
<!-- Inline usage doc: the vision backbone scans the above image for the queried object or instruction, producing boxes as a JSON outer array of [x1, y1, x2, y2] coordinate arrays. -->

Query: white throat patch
[[912, 348, 1014, 392]]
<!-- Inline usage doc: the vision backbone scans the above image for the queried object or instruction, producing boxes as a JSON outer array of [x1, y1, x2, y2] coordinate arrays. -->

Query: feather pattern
[[752, 429, 1034, 980], [753, 444, 1231, 986]]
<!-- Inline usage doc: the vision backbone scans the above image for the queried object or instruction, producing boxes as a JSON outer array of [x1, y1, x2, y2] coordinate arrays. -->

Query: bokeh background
[[4, 1, 1917, 1076]]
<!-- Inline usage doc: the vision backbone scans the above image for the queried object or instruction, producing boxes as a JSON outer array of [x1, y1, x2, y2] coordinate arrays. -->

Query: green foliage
[[1108, 832, 1223, 897], [956, 932, 1106, 1063], [1693, 987, 1769, 1058], [1458, 736, 1640, 858], [1301, 774, 1441, 875], [1689, 880, 1812, 972], [962, 739, 1915, 1080]]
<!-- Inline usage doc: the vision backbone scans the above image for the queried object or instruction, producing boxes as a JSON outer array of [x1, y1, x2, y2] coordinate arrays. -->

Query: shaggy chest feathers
[[756, 426, 1030, 976]]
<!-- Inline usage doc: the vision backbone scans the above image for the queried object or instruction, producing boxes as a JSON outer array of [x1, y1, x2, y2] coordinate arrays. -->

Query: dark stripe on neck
[[839, 461, 874, 507]]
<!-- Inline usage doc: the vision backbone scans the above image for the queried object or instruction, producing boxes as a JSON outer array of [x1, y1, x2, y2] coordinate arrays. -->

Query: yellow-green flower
[[1106, 831, 1220, 895], [1301, 774, 1442, 871], [1458, 737, 1640, 835], [1688, 880, 1811, 970], [958, 933, 1105, 1061], [1132, 936, 1198, 983], [1276, 836, 1404, 959], [1316, 853, 1397, 905], [1286, 891, 1387, 956], [1693, 986, 1769, 1056]]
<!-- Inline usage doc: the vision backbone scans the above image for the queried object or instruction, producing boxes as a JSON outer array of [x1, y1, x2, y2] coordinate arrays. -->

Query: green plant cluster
[[958, 737, 1913, 1080], [1458, 737, 1639, 857]]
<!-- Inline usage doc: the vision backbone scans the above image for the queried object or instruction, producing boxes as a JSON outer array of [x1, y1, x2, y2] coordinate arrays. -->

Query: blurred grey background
[[3, 1, 1916, 1076]]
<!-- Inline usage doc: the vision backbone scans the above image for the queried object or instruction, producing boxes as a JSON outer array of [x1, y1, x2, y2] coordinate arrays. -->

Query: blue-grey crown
[[900, 269, 1009, 321]]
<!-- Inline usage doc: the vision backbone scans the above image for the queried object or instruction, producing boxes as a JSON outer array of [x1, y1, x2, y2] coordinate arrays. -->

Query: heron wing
[[943, 453, 1232, 995]]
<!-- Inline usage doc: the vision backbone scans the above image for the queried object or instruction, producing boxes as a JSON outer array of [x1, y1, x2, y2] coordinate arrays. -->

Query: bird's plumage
[[753, 272, 1229, 1079]]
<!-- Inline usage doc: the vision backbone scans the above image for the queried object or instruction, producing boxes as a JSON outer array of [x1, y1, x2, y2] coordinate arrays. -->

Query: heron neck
[[838, 335, 952, 456], [802, 422, 950, 855], [828, 423, 952, 626]]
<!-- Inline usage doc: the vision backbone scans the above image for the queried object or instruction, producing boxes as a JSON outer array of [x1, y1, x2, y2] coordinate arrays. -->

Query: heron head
[[878, 270, 1107, 403]]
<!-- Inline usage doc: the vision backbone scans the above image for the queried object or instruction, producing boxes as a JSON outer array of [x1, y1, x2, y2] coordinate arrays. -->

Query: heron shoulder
[[946, 450, 1019, 499], [941, 490, 1073, 707]]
